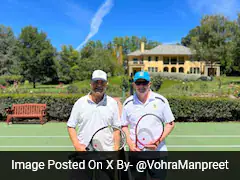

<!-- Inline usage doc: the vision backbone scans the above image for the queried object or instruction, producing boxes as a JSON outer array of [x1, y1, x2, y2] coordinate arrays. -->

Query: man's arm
[[67, 100, 86, 151], [113, 129, 121, 150], [157, 121, 175, 145], [144, 121, 175, 150], [67, 127, 86, 151], [122, 126, 140, 151]]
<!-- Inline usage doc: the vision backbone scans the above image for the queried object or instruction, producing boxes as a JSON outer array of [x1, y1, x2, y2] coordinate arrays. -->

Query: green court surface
[[0, 122, 239, 151]]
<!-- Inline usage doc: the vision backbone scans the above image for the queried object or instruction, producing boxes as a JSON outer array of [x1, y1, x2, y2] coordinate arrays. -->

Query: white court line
[[170, 135, 240, 138], [168, 145, 240, 148], [0, 145, 240, 148], [1, 135, 240, 138], [0, 146, 72, 148], [0, 136, 68, 138]]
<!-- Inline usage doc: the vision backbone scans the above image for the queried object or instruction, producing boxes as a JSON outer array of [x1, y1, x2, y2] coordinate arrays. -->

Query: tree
[[232, 13, 240, 75], [78, 48, 123, 80], [57, 45, 80, 83], [0, 25, 18, 75], [17, 26, 57, 88], [184, 15, 237, 75]]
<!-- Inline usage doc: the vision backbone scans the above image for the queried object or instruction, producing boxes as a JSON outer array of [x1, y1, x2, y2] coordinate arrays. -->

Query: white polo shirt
[[67, 93, 121, 150], [121, 90, 175, 151]]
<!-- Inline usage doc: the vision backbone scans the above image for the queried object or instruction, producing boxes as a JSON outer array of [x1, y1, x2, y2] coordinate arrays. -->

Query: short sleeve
[[121, 106, 129, 127], [67, 101, 81, 128], [162, 99, 175, 123], [112, 101, 121, 127]]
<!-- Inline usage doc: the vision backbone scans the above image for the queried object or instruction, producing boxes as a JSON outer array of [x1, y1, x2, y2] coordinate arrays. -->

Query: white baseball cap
[[92, 70, 107, 81]]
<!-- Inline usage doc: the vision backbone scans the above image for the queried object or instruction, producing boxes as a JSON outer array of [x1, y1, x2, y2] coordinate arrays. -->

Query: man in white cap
[[67, 70, 121, 152]]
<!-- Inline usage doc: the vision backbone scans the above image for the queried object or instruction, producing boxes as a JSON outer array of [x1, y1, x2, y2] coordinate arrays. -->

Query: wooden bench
[[6, 104, 47, 125]]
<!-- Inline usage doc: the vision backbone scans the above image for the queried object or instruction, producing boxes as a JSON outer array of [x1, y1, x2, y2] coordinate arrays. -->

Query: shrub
[[120, 76, 129, 91], [1, 94, 240, 122], [151, 75, 163, 91], [0, 75, 23, 84], [67, 85, 79, 93], [168, 96, 240, 122], [150, 72, 210, 81]]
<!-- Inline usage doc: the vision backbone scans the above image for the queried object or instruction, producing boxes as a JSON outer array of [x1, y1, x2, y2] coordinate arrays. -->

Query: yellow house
[[127, 42, 220, 77]]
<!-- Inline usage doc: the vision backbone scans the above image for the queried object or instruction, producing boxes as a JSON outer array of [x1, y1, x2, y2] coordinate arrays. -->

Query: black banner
[[0, 151, 239, 180]]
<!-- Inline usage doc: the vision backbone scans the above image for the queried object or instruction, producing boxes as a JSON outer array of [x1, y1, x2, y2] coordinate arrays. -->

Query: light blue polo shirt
[[121, 90, 175, 151]]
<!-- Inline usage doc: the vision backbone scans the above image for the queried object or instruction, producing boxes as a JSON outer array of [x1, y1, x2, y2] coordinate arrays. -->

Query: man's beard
[[92, 87, 105, 94]]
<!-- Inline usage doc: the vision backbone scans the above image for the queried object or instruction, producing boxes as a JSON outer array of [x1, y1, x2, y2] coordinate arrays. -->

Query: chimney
[[140, 42, 145, 52]]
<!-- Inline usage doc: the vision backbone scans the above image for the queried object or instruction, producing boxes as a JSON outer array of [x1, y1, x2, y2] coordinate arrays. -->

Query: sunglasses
[[92, 80, 107, 85], [135, 81, 149, 85]]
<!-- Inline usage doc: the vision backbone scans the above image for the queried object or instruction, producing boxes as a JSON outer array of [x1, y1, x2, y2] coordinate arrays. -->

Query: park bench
[[6, 103, 47, 125]]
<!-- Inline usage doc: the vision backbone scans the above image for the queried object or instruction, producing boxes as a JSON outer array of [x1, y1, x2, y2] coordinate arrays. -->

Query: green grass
[[0, 122, 239, 151], [1, 75, 240, 99]]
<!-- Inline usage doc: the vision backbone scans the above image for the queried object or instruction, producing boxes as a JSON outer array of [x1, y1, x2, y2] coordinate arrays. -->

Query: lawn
[[0, 122, 239, 151], [1, 75, 239, 98]]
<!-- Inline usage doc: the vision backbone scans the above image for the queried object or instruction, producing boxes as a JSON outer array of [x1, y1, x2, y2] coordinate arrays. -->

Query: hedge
[[168, 96, 240, 122], [0, 94, 83, 121], [0, 94, 240, 122]]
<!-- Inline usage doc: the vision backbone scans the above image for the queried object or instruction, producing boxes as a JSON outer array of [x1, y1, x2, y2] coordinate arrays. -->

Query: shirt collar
[[87, 92, 107, 106], [133, 90, 156, 105]]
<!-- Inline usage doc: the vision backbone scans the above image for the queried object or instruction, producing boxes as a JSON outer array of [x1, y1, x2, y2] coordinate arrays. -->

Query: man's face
[[90, 80, 108, 95], [133, 79, 151, 94]]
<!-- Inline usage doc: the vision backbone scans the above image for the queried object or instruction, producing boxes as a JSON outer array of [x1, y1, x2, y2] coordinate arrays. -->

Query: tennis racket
[[135, 113, 164, 151], [86, 125, 127, 151]]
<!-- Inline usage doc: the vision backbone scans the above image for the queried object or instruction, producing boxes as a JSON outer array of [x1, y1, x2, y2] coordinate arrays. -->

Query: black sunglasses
[[135, 81, 149, 85]]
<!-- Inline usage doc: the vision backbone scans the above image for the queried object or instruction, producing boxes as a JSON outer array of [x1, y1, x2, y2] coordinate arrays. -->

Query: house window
[[133, 58, 138, 64], [148, 67, 158, 72], [171, 67, 176, 72], [190, 67, 193, 73], [171, 57, 177, 65], [148, 56, 151, 61], [163, 57, 169, 64], [178, 57, 184, 64], [194, 68, 200, 74], [197, 68, 200, 74], [179, 67, 184, 73], [163, 67, 168, 72], [155, 56, 158, 61]]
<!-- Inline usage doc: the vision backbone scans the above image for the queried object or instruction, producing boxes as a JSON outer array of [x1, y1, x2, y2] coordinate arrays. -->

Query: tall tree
[[232, 13, 240, 75], [184, 15, 237, 75], [57, 45, 80, 83], [17, 26, 57, 88], [0, 25, 18, 75]]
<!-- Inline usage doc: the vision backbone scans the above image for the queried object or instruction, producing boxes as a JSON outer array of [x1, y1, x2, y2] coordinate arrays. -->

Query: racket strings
[[90, 126, 126, 151], [135, 114, 164, 149]]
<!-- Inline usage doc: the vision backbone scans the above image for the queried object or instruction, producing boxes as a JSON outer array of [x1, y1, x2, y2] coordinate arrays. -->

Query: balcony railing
[[129, 61, 144, 65]]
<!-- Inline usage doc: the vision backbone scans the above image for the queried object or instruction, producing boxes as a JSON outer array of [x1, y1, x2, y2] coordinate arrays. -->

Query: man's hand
[[129, 142, 141, 151], [74, 143, 87, 151], [68, 127, 87, 151], [144, 140, 160, 150]]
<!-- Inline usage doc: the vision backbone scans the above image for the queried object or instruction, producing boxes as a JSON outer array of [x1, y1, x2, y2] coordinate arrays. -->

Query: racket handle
[[86, 144, 94, 151]]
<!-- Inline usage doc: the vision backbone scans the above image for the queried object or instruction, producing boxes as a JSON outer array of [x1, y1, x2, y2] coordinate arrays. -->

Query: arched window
[[171, 67, 176, 72], [163, 67, 169, 72], [179, 67, 184, 73]]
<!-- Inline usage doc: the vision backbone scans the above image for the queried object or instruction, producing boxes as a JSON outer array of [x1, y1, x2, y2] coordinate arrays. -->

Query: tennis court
[[0, 122, 239, 151]]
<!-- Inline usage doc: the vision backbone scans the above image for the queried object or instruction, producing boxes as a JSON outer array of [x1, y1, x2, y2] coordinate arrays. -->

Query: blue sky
[[1, 0, 240, 51]]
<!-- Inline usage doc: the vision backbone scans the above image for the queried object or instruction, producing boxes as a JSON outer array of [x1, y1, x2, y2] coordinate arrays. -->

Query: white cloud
[[188, 0, 240, 19], [76, 0, 114, 50], [63, 1, 93, 25]]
